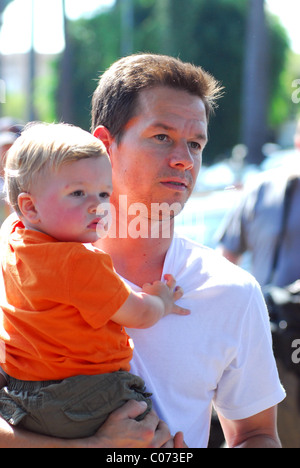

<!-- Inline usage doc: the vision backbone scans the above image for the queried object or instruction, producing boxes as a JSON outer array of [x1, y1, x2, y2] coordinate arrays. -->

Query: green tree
[[56, 7, 122, 129], [242, 0, 270, 165]]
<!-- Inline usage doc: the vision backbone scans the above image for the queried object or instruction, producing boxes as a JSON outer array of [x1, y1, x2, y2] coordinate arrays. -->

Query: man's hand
[[87, 400, 172, 448], [162, 431, 188, 448]]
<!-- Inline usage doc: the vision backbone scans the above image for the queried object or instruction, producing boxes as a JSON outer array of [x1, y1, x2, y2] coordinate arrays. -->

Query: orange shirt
[[0, 216, 132, 381]]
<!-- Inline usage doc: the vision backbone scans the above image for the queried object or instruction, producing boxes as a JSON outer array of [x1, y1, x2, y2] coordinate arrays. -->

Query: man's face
[[108, 86, 208, 215]]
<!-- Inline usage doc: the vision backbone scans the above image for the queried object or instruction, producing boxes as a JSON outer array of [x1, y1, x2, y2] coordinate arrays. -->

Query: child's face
[[27, 156, 113, 243]]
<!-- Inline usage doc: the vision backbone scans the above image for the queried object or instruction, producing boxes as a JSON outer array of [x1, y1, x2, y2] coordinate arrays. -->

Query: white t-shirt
[[126, 235, 286, 448]]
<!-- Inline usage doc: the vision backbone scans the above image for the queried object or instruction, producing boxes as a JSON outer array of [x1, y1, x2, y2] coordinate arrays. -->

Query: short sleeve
[[68, 246, 131, 329], [213, 282, 286, 420]]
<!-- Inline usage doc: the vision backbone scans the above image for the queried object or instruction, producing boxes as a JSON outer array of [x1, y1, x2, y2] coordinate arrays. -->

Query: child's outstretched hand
[[142, 274, 190, 317]]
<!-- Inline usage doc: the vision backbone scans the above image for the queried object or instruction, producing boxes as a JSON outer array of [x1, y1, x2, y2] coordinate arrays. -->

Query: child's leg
[[0, 372, 152, 439]]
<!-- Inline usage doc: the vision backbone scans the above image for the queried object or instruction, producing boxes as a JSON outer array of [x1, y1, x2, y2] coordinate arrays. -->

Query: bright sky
[[0, 0, 299, 55]]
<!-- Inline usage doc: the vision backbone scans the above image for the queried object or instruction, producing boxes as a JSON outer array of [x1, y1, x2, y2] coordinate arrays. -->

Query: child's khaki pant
[[0, 371, 152, 439]]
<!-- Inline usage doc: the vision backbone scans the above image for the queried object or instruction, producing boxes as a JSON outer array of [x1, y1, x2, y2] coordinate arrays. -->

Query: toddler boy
[[0, 122, 188, 439]]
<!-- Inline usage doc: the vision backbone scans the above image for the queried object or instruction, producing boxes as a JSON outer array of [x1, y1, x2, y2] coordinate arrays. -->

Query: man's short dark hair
[[91, 54, 223, 143]]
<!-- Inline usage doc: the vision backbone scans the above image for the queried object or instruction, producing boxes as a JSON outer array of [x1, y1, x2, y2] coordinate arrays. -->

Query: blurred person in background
[[294, 118, 300, 151], [0, 118, 22, 225], [218, 117, 300, 448], [218, 118, 300, 288], [0, 132, 16, 176]]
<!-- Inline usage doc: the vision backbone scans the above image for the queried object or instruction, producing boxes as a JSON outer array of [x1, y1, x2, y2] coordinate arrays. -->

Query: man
[[0, 54, 285, 448]]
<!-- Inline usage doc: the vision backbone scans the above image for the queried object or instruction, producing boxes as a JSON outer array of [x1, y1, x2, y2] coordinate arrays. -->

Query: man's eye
[[189, 142, 201, 151], [155, 134, 169, 142]]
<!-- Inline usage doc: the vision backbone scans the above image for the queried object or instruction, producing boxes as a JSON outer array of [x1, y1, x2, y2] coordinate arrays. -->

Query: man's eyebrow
[[149, 122, 207, 142], [148, 122, 176, 133]]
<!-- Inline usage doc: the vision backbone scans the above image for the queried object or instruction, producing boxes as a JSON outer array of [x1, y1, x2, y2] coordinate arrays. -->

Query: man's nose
[[169, 142, 194, 171]]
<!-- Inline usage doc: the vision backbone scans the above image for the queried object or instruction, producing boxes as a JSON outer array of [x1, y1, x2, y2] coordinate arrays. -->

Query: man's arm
[[0, 400, 172, 448], [218, 406, 281, 449], [0, 417, 75, 448]]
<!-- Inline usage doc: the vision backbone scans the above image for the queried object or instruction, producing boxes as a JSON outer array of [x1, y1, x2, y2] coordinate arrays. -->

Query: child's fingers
[[173, 285, 184, 301], [172, 304, 190, 316], [164, 274, 176, 290], [142, 282, 154, 295]]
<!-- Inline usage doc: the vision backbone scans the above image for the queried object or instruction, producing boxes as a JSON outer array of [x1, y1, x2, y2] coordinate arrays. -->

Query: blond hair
[[5, 122, 108, 215]]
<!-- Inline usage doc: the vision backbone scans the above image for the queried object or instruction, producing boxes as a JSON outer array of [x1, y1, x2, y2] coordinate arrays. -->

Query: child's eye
[[99, 192, 110, 199], [71, 190, 84, 197]]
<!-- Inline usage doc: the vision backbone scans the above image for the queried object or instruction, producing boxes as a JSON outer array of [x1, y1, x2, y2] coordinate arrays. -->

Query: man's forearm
[[0, 418, 86, 448], [234, 435, 282, 449]]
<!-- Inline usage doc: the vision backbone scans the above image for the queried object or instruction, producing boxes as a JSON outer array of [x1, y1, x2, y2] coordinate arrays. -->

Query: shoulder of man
[[172, 233, 257, 292]]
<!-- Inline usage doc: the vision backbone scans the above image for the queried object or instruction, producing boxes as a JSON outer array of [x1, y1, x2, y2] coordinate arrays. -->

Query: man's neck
[[95, 216, 174, 287]]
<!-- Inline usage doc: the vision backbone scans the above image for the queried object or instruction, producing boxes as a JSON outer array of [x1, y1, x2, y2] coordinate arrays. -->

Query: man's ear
[[17, 193, 40, 224], [93, 126, 114, 154]]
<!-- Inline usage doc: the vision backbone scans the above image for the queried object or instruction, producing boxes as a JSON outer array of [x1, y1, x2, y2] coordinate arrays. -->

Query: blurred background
[[1, 0, 300, 448]]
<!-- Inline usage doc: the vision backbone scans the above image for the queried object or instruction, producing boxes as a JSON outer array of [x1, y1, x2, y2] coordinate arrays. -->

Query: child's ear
[[17, 193, 40, 224]]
